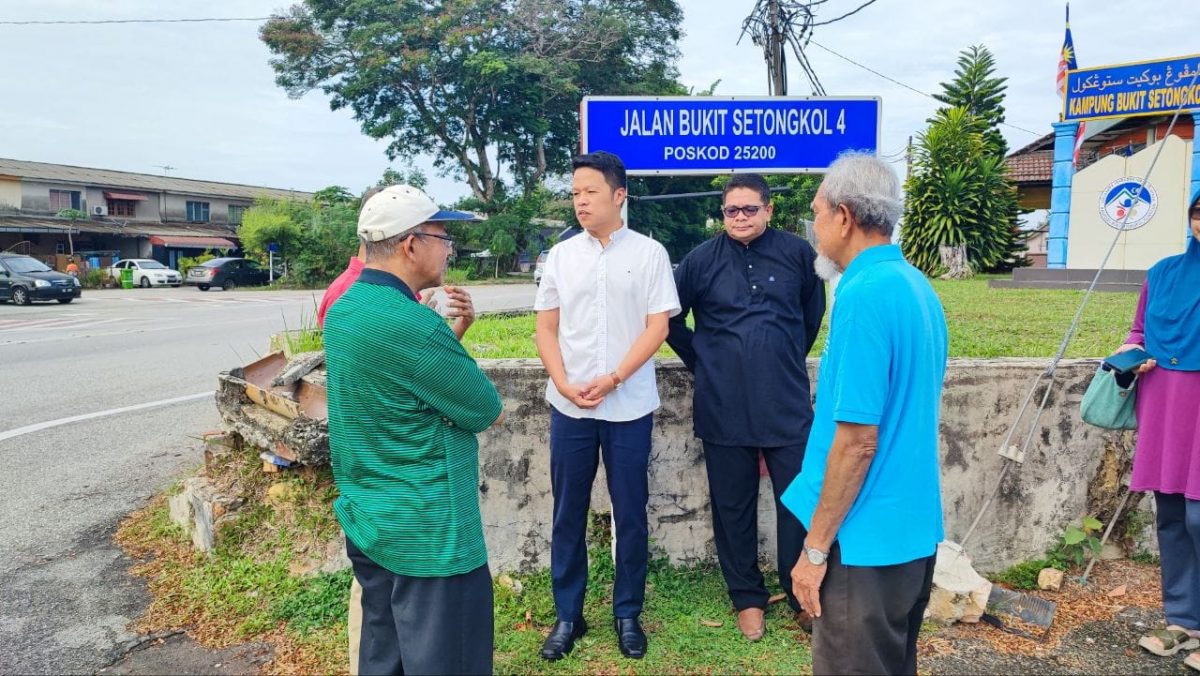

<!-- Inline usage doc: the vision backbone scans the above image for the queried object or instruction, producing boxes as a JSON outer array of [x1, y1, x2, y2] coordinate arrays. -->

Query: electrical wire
[[0, 17, 271, 25], [809, 38, 1043, 138]]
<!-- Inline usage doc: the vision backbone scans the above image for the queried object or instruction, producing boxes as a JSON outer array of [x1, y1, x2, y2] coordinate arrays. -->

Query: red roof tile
[[1005, 150, 1053, 184]]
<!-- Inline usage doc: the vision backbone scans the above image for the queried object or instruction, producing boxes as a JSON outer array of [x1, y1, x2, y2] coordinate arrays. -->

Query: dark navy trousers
[[549, 408, 652, 622], [1155, 492, 1200, 630]]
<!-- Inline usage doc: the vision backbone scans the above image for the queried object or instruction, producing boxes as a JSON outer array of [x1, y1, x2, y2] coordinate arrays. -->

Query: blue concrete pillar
[[1047, 121, 1080, 269], [1191, 113, 1200, 210]]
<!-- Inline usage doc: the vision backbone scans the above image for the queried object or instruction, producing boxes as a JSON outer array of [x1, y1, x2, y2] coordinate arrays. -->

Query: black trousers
[[346, 538, 493, 676], [702, 441, 807, 612], [811, 544, 936, 676], [549, 409, 653, 621]]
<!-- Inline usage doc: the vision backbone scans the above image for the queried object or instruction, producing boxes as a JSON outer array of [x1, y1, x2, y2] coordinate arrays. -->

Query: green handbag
[[1080, 365, 1138, 430]]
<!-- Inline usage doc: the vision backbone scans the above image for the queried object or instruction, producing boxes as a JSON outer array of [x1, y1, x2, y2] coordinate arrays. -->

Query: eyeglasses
[[722, 205, 765, 218], [413, 232, 455, 248]]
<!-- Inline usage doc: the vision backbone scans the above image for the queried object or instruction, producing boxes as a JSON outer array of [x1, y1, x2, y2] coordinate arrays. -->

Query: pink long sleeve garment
[[1126, 282, 1200, 499]]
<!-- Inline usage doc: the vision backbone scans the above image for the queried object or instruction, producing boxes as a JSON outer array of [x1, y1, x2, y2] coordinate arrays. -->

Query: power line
[[811, 0, 880, 27], [809, 38, 1043, 138], [0, 17, 270, 25]]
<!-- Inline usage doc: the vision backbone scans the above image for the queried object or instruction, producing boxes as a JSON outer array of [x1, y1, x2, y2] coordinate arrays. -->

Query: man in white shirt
[[534, 151, 681, 661]]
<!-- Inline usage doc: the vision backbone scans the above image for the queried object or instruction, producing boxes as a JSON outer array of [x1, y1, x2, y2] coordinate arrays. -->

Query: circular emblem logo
[[1098, 178, 1157, 231]]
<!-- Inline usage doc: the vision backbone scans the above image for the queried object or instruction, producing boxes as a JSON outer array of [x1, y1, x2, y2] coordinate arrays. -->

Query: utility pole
[[906, 135, 913, 177], [768, 0, 785, 95]]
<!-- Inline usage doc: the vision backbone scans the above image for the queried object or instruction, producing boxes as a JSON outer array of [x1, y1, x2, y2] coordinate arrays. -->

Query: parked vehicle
[[533, 250, 550, 285], [0, 253, 82, 305], [185, 257, 271, 291], [109, 259, 183, 287]]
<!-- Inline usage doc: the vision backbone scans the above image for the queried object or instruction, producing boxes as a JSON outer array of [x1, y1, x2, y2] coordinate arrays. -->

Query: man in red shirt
[[317, 242, 366, 328]]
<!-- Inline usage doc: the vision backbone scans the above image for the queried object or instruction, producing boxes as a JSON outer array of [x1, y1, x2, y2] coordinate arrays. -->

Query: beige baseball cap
[[357, 184, 477, 242]]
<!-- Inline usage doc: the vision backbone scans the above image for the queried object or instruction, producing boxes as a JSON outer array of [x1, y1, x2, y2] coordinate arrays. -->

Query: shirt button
[[748, 264, 753, 269], [752, 285, 757, 290]]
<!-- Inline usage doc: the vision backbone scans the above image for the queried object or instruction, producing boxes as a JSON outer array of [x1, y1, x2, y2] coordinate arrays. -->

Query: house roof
[[0, 158, 313, 202], [0, 214, 240, 238], [1006, 149, 1054, 184]]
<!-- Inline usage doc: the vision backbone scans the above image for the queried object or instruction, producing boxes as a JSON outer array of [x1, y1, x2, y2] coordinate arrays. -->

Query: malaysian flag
[[1057, 3, 1087, 166]]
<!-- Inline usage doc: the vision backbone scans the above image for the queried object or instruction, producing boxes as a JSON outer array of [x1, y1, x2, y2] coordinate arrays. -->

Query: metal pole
[[269, 250, 274, 283]]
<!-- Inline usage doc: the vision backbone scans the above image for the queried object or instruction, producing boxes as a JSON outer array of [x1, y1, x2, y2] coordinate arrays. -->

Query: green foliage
[[1050, 515, 1104, 568], [176, 249, 220, 273], [56, 208, 89, 221], [991, 558, 1056, 590], [260, 0, 684, 201], [239, 189, 359, 287], [455, 187, 552, 276], [933, 45, 1010, 156], [239, 198, 305, 262], [902, 107, 1027, 275], [379, 166, 427, 190], [271, 569, 354, 634], [1130, 550, 1160, 566], [80, 267, 106, 289], [280, 307, 324, 353]]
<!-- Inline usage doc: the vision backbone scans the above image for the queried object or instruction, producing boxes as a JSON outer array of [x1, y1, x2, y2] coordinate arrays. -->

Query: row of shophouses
[[0, 158, 311, 272]]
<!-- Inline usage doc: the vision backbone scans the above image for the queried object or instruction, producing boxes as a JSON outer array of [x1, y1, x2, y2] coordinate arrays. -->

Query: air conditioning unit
[[92, 205, 108, 216]]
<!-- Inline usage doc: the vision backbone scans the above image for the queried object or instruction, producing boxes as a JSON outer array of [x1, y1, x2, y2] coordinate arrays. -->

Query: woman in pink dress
[[1117, 188, 1200, 671]]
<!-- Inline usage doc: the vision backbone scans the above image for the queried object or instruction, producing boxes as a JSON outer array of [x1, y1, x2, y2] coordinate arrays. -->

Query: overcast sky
[[1, 1, 1196, 205]]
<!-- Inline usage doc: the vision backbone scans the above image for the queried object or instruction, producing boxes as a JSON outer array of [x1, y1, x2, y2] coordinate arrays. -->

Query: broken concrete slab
[[927, 541, 992, 625], [166, 478, 244, 553]]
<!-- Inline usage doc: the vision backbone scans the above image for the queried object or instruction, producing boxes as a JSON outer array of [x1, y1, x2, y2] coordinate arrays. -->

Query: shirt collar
[[585, 223, 628, 247], [724, 227, 774, 249], [357, 267, 418, 301], [839, 244, 904, 288]]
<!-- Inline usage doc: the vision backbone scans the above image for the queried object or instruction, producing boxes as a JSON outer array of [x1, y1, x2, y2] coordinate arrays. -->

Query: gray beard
[[814, 254, 842, 281]]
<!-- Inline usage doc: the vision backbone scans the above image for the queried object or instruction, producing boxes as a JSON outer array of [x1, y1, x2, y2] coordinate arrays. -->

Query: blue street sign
[[267, 242, 280, 253], [581, 96, 881, 175], [1064, 53, 1200, 122]]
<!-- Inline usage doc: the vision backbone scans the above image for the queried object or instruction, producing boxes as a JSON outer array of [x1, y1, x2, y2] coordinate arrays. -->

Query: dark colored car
[[0, 253, 82, 305], [185, 257, 271, 291]]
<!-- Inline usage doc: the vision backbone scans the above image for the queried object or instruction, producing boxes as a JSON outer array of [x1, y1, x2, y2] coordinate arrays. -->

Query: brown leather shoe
[[737, 607, 766, 641], [794, 608, 814, 634]]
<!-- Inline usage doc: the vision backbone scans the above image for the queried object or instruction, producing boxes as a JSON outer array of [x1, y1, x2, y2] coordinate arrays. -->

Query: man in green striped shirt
[[325, 184, 504, 675]]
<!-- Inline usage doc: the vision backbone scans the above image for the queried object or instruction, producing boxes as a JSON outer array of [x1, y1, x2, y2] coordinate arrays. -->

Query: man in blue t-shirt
[[781, 152, 948, 676]]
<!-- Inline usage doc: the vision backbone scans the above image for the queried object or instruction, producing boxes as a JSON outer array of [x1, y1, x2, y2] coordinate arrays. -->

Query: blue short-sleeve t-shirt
[[781, 244, 948, 566]]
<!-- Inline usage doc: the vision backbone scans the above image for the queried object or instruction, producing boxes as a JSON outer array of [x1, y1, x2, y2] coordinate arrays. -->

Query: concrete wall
[[0, 177, 21, 210], [161, 194, 252, 225], [474, 358, 1134, 575], [84, 187, 160, 221]]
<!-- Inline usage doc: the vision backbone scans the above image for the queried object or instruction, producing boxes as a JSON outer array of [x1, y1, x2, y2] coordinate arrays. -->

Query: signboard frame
[[1063, 52, 1200, 123], [580, 95, 882, 176]]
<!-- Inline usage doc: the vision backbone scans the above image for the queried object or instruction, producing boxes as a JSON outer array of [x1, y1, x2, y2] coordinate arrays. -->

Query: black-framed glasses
[[722, 205, 765, 218], [413, 232, 455, 248]]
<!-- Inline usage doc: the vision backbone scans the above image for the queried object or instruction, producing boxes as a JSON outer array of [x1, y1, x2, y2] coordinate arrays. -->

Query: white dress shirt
[[534, 225, 681, 421]]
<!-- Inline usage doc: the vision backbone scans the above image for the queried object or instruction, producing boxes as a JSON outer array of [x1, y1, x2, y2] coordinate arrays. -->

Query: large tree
[[901, 107, 1025, 276], [261, 0, 684, 202], [933, 44, 1010, 157]]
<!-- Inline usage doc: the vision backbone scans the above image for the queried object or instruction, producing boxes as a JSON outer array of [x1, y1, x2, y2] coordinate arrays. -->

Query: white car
[[110, 259, 183, 287]]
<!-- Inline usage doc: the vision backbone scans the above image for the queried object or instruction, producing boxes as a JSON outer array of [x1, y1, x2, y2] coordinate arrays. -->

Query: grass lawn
[[466, 276, 1138, 360], [119, 448, 812, 674]]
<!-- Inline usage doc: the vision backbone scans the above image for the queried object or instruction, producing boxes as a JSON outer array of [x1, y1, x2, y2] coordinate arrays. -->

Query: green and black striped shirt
[[324, 268, 502, 577]]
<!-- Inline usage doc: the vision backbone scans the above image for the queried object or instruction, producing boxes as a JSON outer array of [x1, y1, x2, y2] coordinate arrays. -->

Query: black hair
[[723, 173, 771, 205], [572, 151, 627, 192]]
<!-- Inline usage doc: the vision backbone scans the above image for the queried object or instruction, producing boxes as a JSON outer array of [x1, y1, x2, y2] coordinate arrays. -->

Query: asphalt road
[[0, 283, 535, 675]]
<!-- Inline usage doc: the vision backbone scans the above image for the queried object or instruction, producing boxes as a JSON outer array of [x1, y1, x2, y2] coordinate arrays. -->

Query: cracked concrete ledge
[[213, 357, 1142, 574]]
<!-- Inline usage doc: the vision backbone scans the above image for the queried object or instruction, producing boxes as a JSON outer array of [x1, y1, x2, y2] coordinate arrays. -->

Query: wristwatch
[[609, 371, 623, 390], [803, 544, 828, 566]]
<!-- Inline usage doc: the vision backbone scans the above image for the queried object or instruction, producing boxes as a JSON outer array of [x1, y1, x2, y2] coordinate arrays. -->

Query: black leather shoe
[[540, 619, 587, 661], [614, 617, 647, 659]]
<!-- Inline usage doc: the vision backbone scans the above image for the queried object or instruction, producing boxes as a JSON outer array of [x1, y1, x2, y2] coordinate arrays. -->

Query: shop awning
[[103, 191, 148, 201], [149, 235, 235, 249]]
